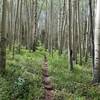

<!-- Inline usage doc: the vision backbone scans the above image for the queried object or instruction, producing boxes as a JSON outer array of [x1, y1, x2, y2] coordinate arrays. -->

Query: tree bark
[[0, 0, 7, 73], [93, 0, 100, 82], [69, 0, 73, 71]]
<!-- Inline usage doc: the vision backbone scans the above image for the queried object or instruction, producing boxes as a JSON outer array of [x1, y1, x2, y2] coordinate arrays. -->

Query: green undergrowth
[[0, 47, 100, 100]]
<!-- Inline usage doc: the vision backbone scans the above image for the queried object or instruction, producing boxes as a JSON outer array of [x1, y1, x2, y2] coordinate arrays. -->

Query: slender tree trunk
[[0, 0, 7, 73], [89, 0, 95, 68], [69, 0, 73, 71], [33, 0, 38, 52], [45, 0, 48, 50], [13, 0, 20, 58], [77, 0, 82, 65], [93, 0, 100, 82]]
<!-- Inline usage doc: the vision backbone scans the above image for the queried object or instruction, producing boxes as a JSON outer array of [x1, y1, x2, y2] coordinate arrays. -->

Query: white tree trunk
[[94, 0, 100, 82]]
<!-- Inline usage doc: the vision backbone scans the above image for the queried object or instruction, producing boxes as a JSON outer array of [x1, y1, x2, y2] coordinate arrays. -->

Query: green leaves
[[15, 77, 25, 86], [0, 47, 99, 100]]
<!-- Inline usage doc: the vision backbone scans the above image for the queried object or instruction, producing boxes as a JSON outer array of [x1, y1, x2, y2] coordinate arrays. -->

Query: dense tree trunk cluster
[[0, 0, 100, 83]]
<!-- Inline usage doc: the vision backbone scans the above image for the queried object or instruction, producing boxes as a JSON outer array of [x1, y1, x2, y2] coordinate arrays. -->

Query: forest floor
[[0, 47, 100, 100]]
